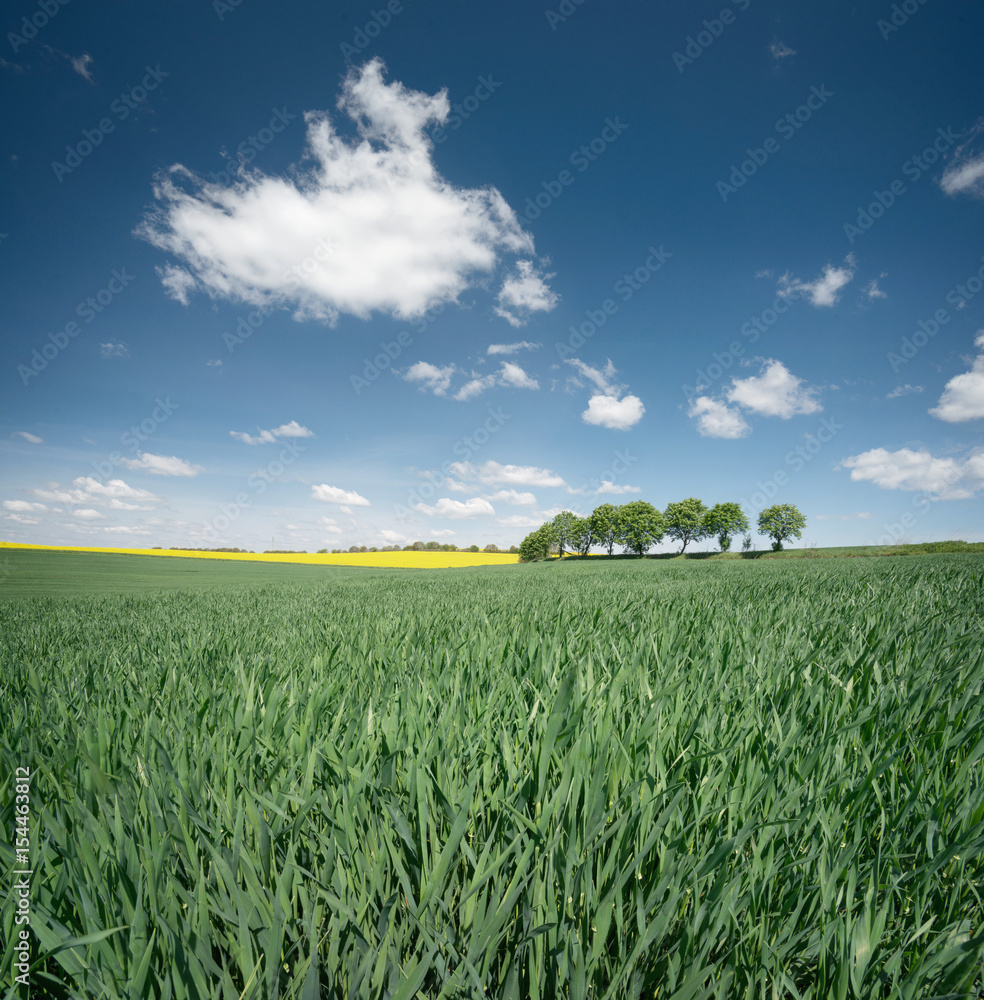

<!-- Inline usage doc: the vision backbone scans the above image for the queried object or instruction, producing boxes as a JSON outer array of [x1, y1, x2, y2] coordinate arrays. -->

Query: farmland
[[1, 552, 983, 998]]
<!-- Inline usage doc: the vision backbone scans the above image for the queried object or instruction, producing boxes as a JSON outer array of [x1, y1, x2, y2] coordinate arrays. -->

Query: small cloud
[[71, 53, 94, 83], [120, 452, 204, 477], [379, 528, 407, 542], [688, 396, 751, 438], [494, 260, 559, 327], [487, 341, 540, 355], [940, 120, 984, 199], [12, 431, 43, 444], [401, 361, 456, 397], [770, 40, 796, 59], [100, 342, 129, 358], [230, 420, 314, 445], [755, 269, 773, 279], [453, 373, 498, 401], [206, 359, 223, 368], [498, 362, 539, 390], [815, 512, 873, 520], [311, 484, 370, 506], [73, 508, 105, 520], [863, 278, 887, 300], [156, 264, 197, 305], [778, 255, 856, 307], [929, 331, 984, 422], [413, 497, 495, 518], [449, 460, 566, 488], [592, 481, 641, 495], [887, 384, 923, 399], [484, 488, 537, 506], [3, 500, 47, 512], [727, 360, 822, 418], [582, 394, 645, 430]]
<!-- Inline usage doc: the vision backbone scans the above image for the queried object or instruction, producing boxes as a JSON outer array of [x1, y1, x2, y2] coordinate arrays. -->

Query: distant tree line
[[518, 500, 806, 562], [317, 542, 519, 554]]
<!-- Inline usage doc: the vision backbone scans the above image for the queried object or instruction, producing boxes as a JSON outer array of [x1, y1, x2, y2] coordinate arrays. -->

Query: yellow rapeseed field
[[0, 541, 519, 569]]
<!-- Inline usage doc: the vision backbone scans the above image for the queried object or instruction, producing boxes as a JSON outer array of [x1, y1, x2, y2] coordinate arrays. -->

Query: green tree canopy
[[518, 523, 557, 562], [551, 510, 580, 557], [664, 498, 709, 554], [703, 502, 750, 552], [757, 504, 807, 551], [589, 503, 621, 556], [569, 515, 593, 556], [616, 501, 665, 556]]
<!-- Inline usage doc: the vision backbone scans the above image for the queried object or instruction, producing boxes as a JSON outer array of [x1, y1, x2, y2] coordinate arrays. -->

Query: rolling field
[[1, 553, 983, 998]]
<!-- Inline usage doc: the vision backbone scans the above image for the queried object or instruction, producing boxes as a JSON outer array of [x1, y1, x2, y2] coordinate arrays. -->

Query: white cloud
[[71, 53, 94, 83], [940, 122, 984, 198], [770, 40, 796, 59], [402, 361, 455, 396], [929, 333, 984, 422], [566, 359, 644, 430], [864, 278, 887, 300], [688, 396, 751, 438], [428, 528, 457, 538], [312, 484, 371, 506], [379, 528, 406, 542], [230, 420, 314, 444], [74, 508, 105, 520], [29, 478, 161, 507], [839, 447, 972, 499], [103, 525, 151, 535], [484, 488, 537, 506], [138, 59, 535, 325], [413, 497, 495, 518], [727, 360, 822, 418], [498, 362, 539, 390], [487, 341, 540, 355], [497, 513, 544, 529], [593, 481, 641, 495], [815, 513, 874, 520], [12, 431, 43, 444], [157, 264, 197, 305], [777, 256, 856, 307], [3, 500, 47, 512], [582, 394, 645, 430], [494, 260, 558, 327], [887, 384, 924, 398], [453, 374, 498, 401], [120, 452, 204, 477], [449, 460, 566, 488], [5, 514, 40, 525], [338, 505, 353, 514], [100, 342, 129, 358]]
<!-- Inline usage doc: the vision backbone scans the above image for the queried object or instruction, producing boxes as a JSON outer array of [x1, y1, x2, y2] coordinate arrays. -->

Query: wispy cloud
[[940, 120, 984, 199], [71, 52, 94, 83], [119, 452, 204, 476], [12, 431, 43, 444], [565, 358, 645, 430], [493, 260, 558, 327], [412, 497, 495, 518], [311, 484, 371, 506], [230, 420, 314, 445], [487, 341, 540, 356], [778, 255, 856, 307]]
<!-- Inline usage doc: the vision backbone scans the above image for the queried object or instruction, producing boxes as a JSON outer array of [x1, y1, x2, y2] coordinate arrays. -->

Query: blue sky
[[2, 0, 983, 552]]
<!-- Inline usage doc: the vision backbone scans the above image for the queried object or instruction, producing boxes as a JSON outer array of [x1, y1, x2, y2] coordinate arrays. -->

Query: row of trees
[[318, 543, 520, 554], [518, 500, 807, 562]]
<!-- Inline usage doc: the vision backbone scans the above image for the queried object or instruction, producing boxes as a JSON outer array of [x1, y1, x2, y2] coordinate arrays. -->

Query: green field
[[2, 552, 982, 998]]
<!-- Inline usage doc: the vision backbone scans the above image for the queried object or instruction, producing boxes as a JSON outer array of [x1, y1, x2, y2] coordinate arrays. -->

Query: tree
[[664, 498, 709, 554], [590, 503, 621, 556], [758, 504, 807, 551], [703, 502, 750, 552], [518, 522, 558, 562], [551, 510, 580, 557], [467, 544, 480, 552], [616, 501, 665, 556], [569, 515, 593, 555]]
